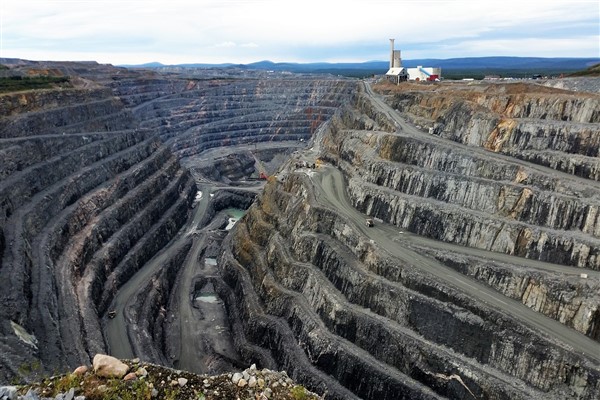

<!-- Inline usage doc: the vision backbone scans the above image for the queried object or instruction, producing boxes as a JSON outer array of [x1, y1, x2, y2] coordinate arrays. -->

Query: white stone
[[178, 377, 188, 387], [232, 372, 243, 384], [93, 354, 129, 378]]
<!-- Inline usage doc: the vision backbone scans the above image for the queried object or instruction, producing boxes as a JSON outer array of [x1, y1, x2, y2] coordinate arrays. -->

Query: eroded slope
[[222, 80, 600, 399]]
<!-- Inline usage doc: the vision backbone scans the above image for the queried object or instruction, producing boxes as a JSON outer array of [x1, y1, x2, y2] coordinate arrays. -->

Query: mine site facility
[[0, 45, 599, 400]]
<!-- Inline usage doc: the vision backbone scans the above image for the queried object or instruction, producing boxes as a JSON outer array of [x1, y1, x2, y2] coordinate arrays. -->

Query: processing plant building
[[385, 39, 442, 83]]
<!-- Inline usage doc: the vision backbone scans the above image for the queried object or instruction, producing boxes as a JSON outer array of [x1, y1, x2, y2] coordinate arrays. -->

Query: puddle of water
[[223, 208, 246, 230], [205, 258, 217, 266], [195, 294, 220, 304]]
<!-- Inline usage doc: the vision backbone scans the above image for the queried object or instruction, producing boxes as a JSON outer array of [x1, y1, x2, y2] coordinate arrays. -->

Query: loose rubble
[[1, 355, 322, 400]]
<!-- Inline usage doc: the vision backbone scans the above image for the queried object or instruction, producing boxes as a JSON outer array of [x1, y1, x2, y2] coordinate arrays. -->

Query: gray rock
[[65, 388, 75, 400], [231, 372, 243, 384], [248, 376, 257, 388], [22, 389, 41, 400], [0, 386, 17, 400]]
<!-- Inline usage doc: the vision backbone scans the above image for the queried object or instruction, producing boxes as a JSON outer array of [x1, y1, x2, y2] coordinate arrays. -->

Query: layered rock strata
[[379, 82, 600, 180], [0, 65, 196, 380], [222, 80, 600, 399], [0, 60, 354, 383]]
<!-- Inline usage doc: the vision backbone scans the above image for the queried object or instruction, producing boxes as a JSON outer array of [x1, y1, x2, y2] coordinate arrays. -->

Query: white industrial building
[[406, 66, 442, 81], [385, 39, 442, 83]]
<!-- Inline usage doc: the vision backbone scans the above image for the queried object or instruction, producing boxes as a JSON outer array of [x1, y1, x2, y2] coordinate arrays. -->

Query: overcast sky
[[1, 0, 599, 65]]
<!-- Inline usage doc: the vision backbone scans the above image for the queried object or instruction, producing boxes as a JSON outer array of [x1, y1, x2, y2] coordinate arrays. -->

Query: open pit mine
[[0, 59, 599, 400]]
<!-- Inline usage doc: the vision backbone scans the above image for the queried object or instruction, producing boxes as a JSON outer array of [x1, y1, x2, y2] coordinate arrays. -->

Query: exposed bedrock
[[222, 81, 600, 399], [0, 65, 198, 380], [379, 82, 600, 180], [419, 248, 600, 340], [321, 95, 600, 270], [222, 172, 600, 399], [114, 77, 356, 160], [0, 61, 357, 383], [315, 95, 600, 338], [124, 239, 193, 365]]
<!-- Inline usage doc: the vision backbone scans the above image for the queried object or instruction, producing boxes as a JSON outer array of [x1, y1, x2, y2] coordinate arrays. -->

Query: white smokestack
[[393, 50, 401, 69], [389, 39, 395, 69]]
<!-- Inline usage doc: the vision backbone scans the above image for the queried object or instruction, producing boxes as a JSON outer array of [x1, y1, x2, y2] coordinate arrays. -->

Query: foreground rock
[[4, 355, 321, 400], [92, 354, 128, 379]]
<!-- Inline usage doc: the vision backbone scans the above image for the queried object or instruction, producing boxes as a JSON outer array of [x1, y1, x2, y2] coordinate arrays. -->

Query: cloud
[[1, 0, 598, 64], [214, 41, 236, 48]]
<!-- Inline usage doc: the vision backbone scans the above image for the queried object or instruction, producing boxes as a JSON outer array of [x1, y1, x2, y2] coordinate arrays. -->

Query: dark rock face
[[0, 60, 354, 383], [2, 59, 599, 400], [222, 80, 600, 399], [0, 74, 196, 378]]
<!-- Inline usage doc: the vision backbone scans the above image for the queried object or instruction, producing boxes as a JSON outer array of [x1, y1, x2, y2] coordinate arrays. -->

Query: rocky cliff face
[[381, 82, 600, 180], [0, 73, 196, 379], [222, 80, 600, 399], [0, 60, 354, 383], [3, 59, 599, 400]]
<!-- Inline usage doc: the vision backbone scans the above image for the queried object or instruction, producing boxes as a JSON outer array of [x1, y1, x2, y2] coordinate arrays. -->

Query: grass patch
[[0, 75, 70, 93], [291, 385, 308, 400], [568, 63, 600, 77]]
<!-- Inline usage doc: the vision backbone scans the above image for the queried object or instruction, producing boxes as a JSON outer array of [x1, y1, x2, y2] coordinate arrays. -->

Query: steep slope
[[0, 60, 355, 383], [222, 80, 600, 399], [0, 76, 196, 379]]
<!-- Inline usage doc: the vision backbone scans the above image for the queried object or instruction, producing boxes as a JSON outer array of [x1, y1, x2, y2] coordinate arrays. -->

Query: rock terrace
[[0, 59, 599, 400]]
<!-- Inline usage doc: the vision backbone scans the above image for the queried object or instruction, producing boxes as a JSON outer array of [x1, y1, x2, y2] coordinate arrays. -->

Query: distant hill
[[121, 57, 600, 79], [569, 62, 600, 77]]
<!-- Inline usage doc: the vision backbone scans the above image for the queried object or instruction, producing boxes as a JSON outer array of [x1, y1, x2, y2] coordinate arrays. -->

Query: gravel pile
[[543, 77, 600, 93]]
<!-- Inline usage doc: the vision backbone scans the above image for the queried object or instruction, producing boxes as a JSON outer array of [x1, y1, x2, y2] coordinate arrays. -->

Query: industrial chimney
[[389, 39, 395, 69]]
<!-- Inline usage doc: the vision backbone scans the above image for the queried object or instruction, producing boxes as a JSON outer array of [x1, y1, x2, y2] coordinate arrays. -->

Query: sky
[[1, 0, 599, 65]]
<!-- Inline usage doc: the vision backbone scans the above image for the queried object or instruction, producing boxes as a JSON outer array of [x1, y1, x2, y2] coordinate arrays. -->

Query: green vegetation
[[0, 75, 70, 93], [569, 63, 600, 77], [291, 385, 309, 400], [35, 372, 154, 400], [0, 64, 9, 70]]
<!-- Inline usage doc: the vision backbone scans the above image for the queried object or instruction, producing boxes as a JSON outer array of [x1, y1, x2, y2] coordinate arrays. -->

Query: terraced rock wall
[[0, 79, 195, 380], [223, 171, 599, 400], [114, 77, 355, 158], [0, 62, 356, 382], [330, 89, 600, 270], [320, 92, 600, 335], [222, 81, 600, 399], [381, 82, 600, 180]]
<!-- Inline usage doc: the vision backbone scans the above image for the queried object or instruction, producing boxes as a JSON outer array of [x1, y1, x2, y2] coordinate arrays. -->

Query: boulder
[[72, 366, 88, 376], [93, 354, 129, 378]]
